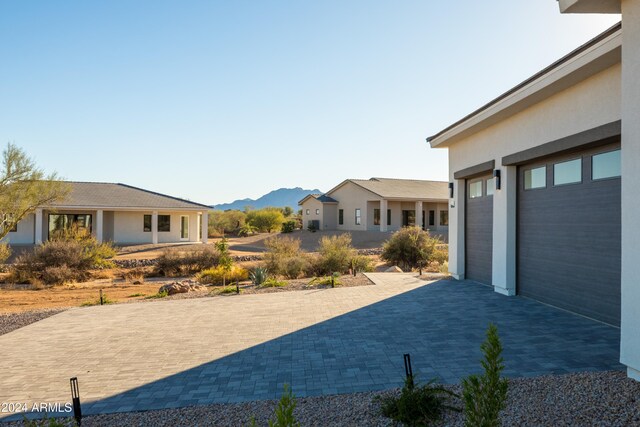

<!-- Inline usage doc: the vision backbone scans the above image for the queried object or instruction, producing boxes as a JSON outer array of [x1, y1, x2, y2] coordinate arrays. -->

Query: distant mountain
[[213, 187, 322, 211]]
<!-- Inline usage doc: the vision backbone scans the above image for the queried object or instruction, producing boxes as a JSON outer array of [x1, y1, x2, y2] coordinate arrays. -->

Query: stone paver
[[0, 274, 622, 420]]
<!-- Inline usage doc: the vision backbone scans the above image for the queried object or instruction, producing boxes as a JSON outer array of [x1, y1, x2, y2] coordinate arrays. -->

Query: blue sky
[[0, 1, 619, 205]]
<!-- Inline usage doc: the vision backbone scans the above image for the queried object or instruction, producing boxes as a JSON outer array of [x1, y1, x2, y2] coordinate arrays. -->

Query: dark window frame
[[373, 209, 380, 226], [591, 149, 621, 182], [523, 165, 547, 190], [158, 215, 171, 232], [553, 157, 583, 187], [143, 214, 152, 232], [440, 210, 449, 226], [355, 208, 361, 225], [338, 209, 344, 225], [428, 210, 435, 227], [387, 209, 391, 226]]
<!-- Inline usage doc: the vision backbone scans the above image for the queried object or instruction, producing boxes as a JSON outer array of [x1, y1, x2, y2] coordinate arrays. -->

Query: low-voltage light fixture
[[448, 182, 454, 198]]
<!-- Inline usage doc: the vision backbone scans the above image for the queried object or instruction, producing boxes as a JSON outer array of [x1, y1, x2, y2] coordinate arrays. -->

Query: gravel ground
[[0, 308, 66, 336], [8, 371, 638, 426]]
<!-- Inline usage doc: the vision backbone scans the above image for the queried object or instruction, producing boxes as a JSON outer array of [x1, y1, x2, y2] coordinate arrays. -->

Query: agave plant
[[250, 267, 269, 286]]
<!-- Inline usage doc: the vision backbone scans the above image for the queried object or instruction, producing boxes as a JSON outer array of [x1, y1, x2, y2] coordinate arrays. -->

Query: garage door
[[465, 174, 494, 284], [517, 143, 621, 325]]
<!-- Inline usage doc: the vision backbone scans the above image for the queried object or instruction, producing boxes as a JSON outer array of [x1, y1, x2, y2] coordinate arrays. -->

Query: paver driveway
[[0, 274, 622, 419]]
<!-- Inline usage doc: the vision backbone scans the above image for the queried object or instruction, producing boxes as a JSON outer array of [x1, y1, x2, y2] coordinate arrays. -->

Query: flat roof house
[[2, 182, 210, 245], [428, 1, 640, 380], [299, 178, 449, 236]]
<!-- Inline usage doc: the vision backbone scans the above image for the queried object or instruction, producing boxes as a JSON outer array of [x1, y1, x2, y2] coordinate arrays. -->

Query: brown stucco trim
[[453, 160, 496, 180], [501, 120, 621, 166]]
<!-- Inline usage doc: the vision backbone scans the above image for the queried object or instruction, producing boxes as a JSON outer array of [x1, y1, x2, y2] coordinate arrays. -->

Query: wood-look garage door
[[517, 143, 621, 326], [465, 174, 494, 284]]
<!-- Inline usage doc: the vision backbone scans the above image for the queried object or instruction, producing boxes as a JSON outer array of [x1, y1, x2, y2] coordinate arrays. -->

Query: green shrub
[[381, 227, 441, 271], [10, 237, 116, 285], [269, 384, 299, 427], [247, 208, 285, 233], [462, 323, 508, 427], [261, 277, 287, 288], [0, 243, 11, 264], [380, 376, 459, 426], [156, 246, 221, 276], [281, 220, 296, 233], [263, 236, 311, 278], [209, 209, 246, 236], [432, 246, 449, 265], [237, 223, 258, 237], [250, 267, 269, 285], [145, 290, 169, 299], [22, 415, 72, 427], [309, 274, 342, 287], [197, 265, 248, 285], [315, 234, 357, 275], [350, 255, 374, 274], [214, 285, 239, 295]]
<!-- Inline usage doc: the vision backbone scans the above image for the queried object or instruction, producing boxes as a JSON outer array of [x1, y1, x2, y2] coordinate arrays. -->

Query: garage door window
[[486, 177, 495, 196], [554, 158, 582, 186], [524, 166, 546, 190], [592, 150, 621, 180], [469, 180, 483, 198]]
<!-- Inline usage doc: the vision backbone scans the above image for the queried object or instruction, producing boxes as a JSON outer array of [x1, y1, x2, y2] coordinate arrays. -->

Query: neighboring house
[[2, 182, 209, 245], [298, 178, 449, 234], [428, 0, 640, 380]]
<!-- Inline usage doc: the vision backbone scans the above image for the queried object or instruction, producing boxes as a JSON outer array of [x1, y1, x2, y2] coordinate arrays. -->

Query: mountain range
[[212, 187, 322, 211]]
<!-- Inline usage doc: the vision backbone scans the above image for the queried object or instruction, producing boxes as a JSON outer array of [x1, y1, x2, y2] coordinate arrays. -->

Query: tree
[[0, 143, 68, 243], [246, 208, 285, 233], [282, 206, 294, 217], [381, 227, 440, 271], [208, 210, 246, 235]]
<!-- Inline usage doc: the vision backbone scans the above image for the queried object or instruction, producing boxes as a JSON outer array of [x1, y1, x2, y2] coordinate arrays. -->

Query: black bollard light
[[99, 289, 103, 306], [70, 377, 82, 426], [403, 353, 413, 387], [236, 280, 239, 294]]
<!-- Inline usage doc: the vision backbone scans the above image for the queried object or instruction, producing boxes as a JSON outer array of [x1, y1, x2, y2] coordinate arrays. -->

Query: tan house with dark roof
[[2, 182, 210, 245], [299, 178, 449, 235]]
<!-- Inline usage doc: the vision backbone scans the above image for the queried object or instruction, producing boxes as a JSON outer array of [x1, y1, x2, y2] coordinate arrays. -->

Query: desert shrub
[[281, 220, 296, 233], [380, 376, 459, 426], [237, 223, 257, 237], [439, 261, 449, 274], [315, 234, 357, 275], [197, 265, 248, 285], [381, 227, 441, 271], [120, 267, 148, 282], [350, 255, 374, 274], [432, 246, 449, 265], [0, 243, 11, 264], [269, 384, 299, 427], [10, 237, 116, 285], [250, 267, 269, 285], [261, 277, 287, 288], [208, 210, 246, 236], [462, 323, 508, 427], [145, 290, 169, 299], [156, 246, 221, 276], [309, 273, 341, 287], [263, 236, 311, 278], [22, 414, 71, 427], [247, 208, 285, 233], [214, 285, 239, 294]]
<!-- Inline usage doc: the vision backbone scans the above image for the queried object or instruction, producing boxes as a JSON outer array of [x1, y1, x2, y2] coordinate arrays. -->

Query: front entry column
[[492, 165, 516, 296], [201, 211, 208, 243], [96, 210, 104, 243], [151, 211, 158, 244], [34, 208, 43, 244], [415, 201, 423, 229], [380, 199, 388, 232]]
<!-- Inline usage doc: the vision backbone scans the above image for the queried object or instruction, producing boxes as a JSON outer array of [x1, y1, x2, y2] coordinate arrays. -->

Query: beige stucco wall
[[1, 213, 36, 245], [323, 204, 338, 230], [300, 198, 324, 230], [113, 211, 201, 244], [446, 63, 621, 288], [331, 182, 374, 231]]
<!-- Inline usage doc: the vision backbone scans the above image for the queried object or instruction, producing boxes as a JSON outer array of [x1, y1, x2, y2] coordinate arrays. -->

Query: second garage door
[[517, 143, 621, 326]]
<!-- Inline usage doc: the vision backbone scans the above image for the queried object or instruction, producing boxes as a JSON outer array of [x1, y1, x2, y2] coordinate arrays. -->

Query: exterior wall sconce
[[494, 169, 501, 190], [448, 182, 454, 198]]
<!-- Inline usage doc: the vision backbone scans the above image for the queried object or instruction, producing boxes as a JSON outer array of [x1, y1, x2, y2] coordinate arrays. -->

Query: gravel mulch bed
[[230, 273, 374, 295], [0, 308, 67, 336], [8, 371, 638, 426]]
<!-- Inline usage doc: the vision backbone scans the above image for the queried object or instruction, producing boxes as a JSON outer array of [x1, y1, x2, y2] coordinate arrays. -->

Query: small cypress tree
[[269, 384, 299, 427], [462, 323, 508, 427]]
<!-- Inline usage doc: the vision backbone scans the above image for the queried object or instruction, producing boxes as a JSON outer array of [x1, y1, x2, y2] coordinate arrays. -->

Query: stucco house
[[2, 182, 210, 245], [427, 0, 640, 380], [299, 178, 449, 235]]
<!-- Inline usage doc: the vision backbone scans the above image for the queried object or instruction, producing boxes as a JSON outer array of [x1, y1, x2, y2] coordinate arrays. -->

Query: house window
[[486, 177, 495, 196], [355, 208, 361, 225], [374, 209, 380, 226], [48, 214, 92, 239], [143, 215, 152, 232], [306, 209, 310, 215], [387, 209, 391, 226], [592, 150, 621, 180], [524, 166, 546, 190], [339, 209, 344, 225], [158, 215, 171, 232], [428, 210, 435, 226], [315, 209, 320, 215], [402, 210, 415, 227], [554, 158, 582, 186], [440, 211, 449, 226], [469, 180, 483, 198]]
